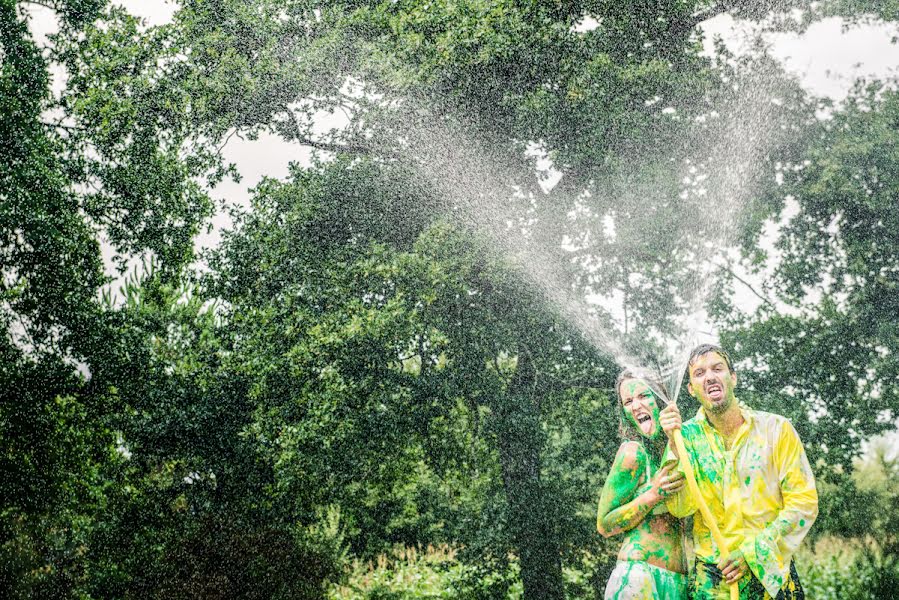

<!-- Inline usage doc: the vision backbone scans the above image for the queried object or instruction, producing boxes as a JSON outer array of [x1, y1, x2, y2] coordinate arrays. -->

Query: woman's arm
[[596, 442, 666, 538]]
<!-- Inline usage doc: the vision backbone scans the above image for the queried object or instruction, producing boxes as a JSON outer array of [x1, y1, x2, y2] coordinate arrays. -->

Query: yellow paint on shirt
[[662, 403, 818, 598]]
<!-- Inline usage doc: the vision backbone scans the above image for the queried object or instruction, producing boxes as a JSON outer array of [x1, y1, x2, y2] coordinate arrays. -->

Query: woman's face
[[618, 378, 662, 439]]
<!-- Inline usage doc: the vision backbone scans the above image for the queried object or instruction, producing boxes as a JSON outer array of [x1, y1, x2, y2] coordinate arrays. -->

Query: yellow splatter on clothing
[[692, 558, 804, 599], [662, 404, 818, 598]]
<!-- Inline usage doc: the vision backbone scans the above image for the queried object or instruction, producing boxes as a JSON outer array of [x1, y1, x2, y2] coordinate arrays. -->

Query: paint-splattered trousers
[[604, 560, 688, 599], [691, 560, 804, 600]]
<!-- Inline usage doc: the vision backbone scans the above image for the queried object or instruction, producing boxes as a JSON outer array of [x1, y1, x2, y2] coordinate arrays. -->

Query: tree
[[8, 0, 896, 597], [201, 155, 626, 597], [1, 1, 215, 594], [52, 1, 822, 597], [720, 85, 899, 473]]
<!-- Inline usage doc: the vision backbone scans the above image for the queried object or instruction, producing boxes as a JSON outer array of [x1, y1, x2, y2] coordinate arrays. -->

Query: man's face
[[619, 378, 662, 439], [687, 352, 737, 415]]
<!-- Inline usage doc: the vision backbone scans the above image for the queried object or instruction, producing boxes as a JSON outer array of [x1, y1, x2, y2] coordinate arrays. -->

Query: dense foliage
[[2, 0, 898, 598]]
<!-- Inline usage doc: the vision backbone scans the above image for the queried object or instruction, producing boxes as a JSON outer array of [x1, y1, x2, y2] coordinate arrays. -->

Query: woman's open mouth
[[636, 413, 653, 434]]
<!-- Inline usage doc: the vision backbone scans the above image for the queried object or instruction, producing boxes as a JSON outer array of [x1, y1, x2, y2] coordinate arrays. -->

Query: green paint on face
[[799, 519, 805, 527], [619, 379, 663, 440], [745, 476, 751, 486]]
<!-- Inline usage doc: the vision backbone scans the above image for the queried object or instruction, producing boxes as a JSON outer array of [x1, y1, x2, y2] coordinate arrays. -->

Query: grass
[[328, 537, 899, 599], [797, 536, 899, 600]]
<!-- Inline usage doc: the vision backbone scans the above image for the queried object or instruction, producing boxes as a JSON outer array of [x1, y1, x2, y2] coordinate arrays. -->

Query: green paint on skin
[[598, 443, 645, 531], [598, 421, 686, 574], [599, 379, 688, 574], [745, 476, 751, 486], [799, 519, 805, 527], [620, 379, 663, 440]]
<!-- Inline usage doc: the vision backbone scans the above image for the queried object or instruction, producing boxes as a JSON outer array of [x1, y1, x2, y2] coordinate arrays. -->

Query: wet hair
[[615, 368, 672, 442], [687, 344, 735, 374]]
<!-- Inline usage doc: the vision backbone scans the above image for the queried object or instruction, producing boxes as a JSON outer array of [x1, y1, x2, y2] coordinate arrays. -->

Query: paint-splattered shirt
[[662, 404, 818, 597]]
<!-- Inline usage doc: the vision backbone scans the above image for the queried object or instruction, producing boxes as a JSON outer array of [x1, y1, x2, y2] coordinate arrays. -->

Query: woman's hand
[[649, 462, 686, 503]]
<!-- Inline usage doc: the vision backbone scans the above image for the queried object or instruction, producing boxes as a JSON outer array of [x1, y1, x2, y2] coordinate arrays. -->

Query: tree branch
[[301, 136, 376, 156], [720, 262, 776, 309], [41, 120, 84, 132], [621, 288, 629, 336], [675, 0, 788, 34], [20, 0, 57, 11], [276, 105, 402, 159], [214, 128, 240, 158]]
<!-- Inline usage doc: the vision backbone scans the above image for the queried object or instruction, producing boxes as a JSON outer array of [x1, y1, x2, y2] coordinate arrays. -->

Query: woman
[[597, 369, 688, 599]]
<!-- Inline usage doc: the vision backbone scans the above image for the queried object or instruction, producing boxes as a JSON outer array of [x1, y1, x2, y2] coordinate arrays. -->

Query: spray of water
[[658, 62, 798, 402], [298, 47, 800, 395], [394, 109, 641, 366]]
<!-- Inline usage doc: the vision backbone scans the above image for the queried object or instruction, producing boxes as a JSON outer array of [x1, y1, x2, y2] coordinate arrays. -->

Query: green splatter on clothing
[[691, 559, 805, 599], [662, 404, 818, 598], [605, 560, 687, 599]]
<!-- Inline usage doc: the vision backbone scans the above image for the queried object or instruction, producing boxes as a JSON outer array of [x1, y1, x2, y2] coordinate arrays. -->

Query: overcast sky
[[24, 2, 899, 314], [23, 1, 899, 315], [132, 4, 899, 251]]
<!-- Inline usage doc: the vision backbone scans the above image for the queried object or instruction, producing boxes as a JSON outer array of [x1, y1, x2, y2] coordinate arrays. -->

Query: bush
[[798, 538, 899, 600]]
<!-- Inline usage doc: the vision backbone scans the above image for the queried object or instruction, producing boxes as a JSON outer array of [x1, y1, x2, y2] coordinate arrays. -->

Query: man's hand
[[649, 462, 686, 503], [660, 404, 682, 438], [718, 550, 748, 585]]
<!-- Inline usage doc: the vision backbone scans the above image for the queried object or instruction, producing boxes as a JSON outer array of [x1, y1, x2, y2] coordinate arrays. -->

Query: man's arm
[[739, 420, 818, 593]]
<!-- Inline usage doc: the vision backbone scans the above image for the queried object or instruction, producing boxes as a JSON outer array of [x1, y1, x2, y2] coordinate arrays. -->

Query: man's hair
[[687, 344, 735, 374]]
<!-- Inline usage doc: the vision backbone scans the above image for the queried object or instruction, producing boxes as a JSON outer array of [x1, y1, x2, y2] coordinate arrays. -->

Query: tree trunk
[[496, 347, 564, 600]]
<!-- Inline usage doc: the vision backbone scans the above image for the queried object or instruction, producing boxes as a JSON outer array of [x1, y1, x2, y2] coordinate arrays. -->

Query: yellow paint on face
[[687, 352, 737, 415]]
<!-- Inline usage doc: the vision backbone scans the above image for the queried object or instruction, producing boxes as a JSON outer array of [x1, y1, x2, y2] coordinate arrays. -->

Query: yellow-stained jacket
[[662, 404, 818, 597]]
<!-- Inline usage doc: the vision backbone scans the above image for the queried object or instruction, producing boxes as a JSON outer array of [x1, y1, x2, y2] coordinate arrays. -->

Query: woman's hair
[[615, 368, 672, 441]]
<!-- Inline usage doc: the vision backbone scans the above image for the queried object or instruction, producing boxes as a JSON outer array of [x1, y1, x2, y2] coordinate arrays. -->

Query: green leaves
[[722, 86, 899, 471], [55, 6, 215, 274], [6, 0, 899, 595]]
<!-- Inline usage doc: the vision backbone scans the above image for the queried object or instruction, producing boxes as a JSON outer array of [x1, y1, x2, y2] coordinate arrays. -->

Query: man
[[659, 344, 818, 599]]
